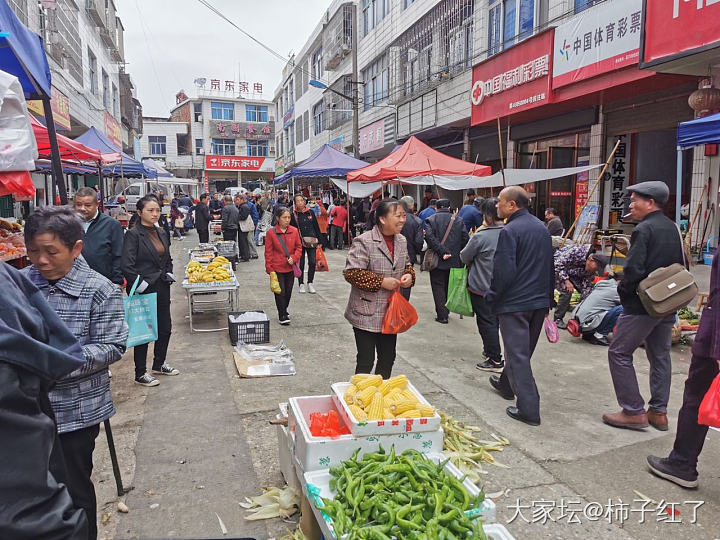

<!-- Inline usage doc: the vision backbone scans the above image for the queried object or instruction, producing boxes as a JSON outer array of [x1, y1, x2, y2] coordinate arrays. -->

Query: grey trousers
[[246, 230, 258, 257], [607, 312, 676, 415], [497, 309, 547, 422]]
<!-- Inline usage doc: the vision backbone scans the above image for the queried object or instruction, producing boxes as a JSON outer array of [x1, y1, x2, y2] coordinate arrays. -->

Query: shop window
[[247, 140, 268, 157], [211, 102, 234, 120], [149, 136, 166, 155], [211, 138, 235, 155]]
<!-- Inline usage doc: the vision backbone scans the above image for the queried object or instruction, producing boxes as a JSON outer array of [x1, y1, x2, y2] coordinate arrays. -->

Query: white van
[[109, 179, 201, 211]]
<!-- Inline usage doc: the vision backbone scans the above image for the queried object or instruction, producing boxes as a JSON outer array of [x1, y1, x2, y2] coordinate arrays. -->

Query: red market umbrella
[[0, 170, 34, 197], [346, 136, 491, 183]]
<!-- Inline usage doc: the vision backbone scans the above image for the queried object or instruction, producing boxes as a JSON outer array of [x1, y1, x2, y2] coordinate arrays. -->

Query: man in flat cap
[[603, 181, 685, 431]]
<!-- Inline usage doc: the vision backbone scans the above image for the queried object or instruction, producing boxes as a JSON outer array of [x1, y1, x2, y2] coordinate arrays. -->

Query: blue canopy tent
[[676, 111, 720, 224], [142, 157, 173, 178], [75, 127, 156, 179], [273, 144, 368, 188], [0, 0, 68, 202]]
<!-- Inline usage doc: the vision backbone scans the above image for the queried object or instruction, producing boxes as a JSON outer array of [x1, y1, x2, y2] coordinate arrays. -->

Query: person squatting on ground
[[460, 197, 504, 373], [23, 206, 128, 540], [344, 200, 415, 379], [291, 194, 322, 294], [485, 186, 554, 427], [122, 195, 180, 387], [264, 207, 303, 325], [603, 181, 685, 431], [553, 245, 609, 329], [424, 198, 469, 324], [570, 276, 623, 346]]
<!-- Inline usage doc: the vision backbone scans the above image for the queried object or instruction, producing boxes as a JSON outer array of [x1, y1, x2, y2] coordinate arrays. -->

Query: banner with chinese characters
[[606, 134, 631, 220], [27, 86, 71, 130], [211, 121, 273, 139], [574, 159, 590, 217], [104, 111, 123, 149], [328, 136, 345, 152], [205, 155, 266, 171], [359, 119, 385, 155], [553, 0, 642, 88], [470, 30, 554, 126]]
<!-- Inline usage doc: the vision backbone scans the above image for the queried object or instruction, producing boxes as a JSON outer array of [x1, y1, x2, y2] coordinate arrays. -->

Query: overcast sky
[[116, 0, 331, 117]]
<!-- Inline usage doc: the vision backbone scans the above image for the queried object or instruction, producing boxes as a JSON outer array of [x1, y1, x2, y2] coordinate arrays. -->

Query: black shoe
[[647, 456, 698, 489], [476, 359, 504, 373], [583, 333, 610, 346], [489, 375, 514, 400], [250, 255, 259, 259], [506, 406, 540, 426], [554, 318, 567, 329], [435, 317, 449, 324]]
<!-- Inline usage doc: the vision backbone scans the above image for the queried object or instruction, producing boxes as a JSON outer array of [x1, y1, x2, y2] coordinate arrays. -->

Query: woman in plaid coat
[[343, 200, 415, 378]]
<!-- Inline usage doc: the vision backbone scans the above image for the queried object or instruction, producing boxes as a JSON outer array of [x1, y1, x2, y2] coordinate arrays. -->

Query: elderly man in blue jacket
[[485, 186, 554, 426]]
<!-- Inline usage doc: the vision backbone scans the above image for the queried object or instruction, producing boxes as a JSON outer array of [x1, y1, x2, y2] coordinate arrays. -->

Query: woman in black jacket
[[122, 195, 180, 387], [290, 194, 322, 294]]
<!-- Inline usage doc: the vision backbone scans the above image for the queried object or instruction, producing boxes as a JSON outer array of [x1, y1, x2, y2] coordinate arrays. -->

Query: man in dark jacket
[[235, 194, 252, 262], [399, 196, 423, 300], [221, 194, 239, 243], [604, 181, 685, 431], [545, 208, 564, 236], [485, 186, 554, 426], [0, 262, 89, 539], [424, 199, 469, 323], [73, 187, 124, 285], [457, 197, 484, 231], [194, 193, 212, 244]]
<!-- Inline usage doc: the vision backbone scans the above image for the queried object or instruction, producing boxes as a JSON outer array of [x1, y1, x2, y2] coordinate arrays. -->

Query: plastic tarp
[[0, 170, 34, 196], [142, 158, 174, 177], [677, 111, 720, 148], [273, 144, 369, 185], [0, 69, 37, 171], [0, 0, 51, 99], [75, 126, 156, 178], [346, 136, 491, 182], [30, 115, 113, 163], [331, 178, 383, 198]]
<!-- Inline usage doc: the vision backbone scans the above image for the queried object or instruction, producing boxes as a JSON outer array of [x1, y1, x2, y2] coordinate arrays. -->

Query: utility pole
[[351, 4, 359, 159]]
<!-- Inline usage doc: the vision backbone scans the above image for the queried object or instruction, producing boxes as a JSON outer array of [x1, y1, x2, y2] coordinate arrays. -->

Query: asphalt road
[[92, 229, 718, 540]]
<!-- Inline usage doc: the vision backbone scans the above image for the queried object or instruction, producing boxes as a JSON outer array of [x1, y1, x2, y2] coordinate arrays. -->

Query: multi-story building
[[142, 88, 276, 193], [275, 0, 717, 232]]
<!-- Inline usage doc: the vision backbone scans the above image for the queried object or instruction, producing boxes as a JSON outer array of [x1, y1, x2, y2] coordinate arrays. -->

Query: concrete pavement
[[95, 230, 718, 539]]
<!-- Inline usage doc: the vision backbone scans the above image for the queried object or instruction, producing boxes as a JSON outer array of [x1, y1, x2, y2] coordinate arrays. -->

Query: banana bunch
[[213, 256, 229, 264], [211, 266, 231, 282], [186, 261, 213, 283]]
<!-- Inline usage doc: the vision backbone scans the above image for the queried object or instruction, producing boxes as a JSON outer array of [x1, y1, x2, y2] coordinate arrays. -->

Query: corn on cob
[[391, 400, 419, 414], [401, 389, 418, 402], [367, 392, 384, 420], [397, 409, 422, 418], [417, 404, 435, 417], [356, 374, 383, 390], [385, 387, 403, 400], [377, 375, 408, 395], [344, 384, 358, 405], [348, 404, 368, 421], [356, 386, 377, 408], [383, 408, 395, 419], [350, 373, 373, 385]]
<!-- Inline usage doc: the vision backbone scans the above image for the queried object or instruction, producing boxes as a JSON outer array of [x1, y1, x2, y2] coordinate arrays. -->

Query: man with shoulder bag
[[604, 181, 691, 431]]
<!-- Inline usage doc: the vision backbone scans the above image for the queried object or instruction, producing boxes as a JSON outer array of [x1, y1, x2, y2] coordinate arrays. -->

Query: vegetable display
[[317, 446, 486, 539], [343, 374, 435, 421], [186, 256, 233, 283]]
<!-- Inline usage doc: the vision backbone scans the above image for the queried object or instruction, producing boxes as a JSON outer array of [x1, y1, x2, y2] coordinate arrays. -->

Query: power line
[[133, 0, 169, 107]]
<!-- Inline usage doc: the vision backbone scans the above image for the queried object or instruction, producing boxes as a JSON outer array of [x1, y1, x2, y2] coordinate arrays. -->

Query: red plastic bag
[[316, 246, 330, 272], [698, 373, 720, 428], [381, 289, 418, 334], [544, 316, 559, 343]]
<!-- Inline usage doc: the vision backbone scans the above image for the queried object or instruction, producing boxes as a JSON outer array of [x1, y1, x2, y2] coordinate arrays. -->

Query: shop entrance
[[517, 132, 591, 228]]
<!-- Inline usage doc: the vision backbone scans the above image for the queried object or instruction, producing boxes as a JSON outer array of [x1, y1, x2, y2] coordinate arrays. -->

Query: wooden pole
[[496, 117, 506, 187], [560, 138, 621, 248]]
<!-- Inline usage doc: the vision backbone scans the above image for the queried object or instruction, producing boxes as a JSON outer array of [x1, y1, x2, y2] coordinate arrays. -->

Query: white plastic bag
[[0, 70, 38, 172]]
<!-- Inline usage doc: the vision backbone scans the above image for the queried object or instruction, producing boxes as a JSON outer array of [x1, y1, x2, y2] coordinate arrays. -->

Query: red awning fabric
[[30, 115, 120, 164], [0, 170, 34, 197], [347, 136, 491, 182]]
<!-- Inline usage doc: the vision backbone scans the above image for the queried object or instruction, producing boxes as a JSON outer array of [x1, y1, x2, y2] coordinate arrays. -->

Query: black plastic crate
[[228, 311, 270, 346]]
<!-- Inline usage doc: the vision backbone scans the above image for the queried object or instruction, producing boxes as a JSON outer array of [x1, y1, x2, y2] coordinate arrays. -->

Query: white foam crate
[[303, 452, 496, 540], [484, 524, 515, 540], [276, 412, 299, 490], [289, 395, 443, 473], [331, 381, 441, 436]]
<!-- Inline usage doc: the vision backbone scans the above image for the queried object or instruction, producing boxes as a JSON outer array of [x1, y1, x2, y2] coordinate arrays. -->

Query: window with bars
[[149, 136, 166, 155], [102, 70, 110, 109], [488, 0, 535, 55], [7, 0, 28, 25], [194, 102, 202, 121], [88, 50, 98, 95], [313, 101, 325, 134], [247, 140, 269, 157], [211, 102, 234, 120], [362, 0, 390, 37], [47, 0, 83, 84], [195, 139, 204, 155], [312, 47, 323, 80], [211, 138, 235, 155]]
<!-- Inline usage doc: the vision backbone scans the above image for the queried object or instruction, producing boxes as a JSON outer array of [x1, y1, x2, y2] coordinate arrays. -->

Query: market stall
[[182, 253, 240, 333]]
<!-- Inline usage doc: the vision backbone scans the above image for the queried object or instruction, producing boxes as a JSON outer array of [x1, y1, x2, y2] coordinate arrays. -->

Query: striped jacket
[[25, 257, 128, 433]]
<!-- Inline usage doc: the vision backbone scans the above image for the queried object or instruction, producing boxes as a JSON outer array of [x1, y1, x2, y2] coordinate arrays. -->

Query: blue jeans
[[595, 305, 623, 336], [254, 227, 260, 245]]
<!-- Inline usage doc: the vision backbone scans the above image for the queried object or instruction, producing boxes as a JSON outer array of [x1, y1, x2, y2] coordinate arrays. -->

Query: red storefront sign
[[470, 30, 554, 126], [359, 119, 385, 154], [205, 155, 265, 171], [104, 111, 122, 149], [28, 86, 71, 130], [641, 0, 720, 67]]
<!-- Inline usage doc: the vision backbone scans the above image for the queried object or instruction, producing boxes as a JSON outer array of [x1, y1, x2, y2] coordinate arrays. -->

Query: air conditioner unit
[[197, 114, 203, 122], [198, 148, 205, 154]]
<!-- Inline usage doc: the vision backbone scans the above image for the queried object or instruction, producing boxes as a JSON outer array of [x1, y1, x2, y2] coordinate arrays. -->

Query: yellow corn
[[356, 375, 383, 391], [344, 384, 358, 405], [378, 375, 408, 395], [356, 386, 377, 408], [349, 404, 368, 421], [391, 400, 419, 414], [401, 389, 418, 402], [397, 409, 422, 418], [367, 392, 384, 420], [385, 387, 403, 400], [350, 373, 373, 385], [417, 404, 435, 417], [383, 408, 395, 419]]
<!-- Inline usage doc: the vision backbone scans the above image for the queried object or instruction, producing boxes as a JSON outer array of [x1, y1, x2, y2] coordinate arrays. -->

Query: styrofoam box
[[484, 524, 516, 540], [289, 395, 444, 473], [303, 452, 496, 540], [331, 381, 441, 436], [276, 414, 300, 490]]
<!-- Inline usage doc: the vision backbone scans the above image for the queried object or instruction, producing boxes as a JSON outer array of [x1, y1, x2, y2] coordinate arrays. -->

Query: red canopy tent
[[346, 136, 491, 184], [30, 115, 119, 164]]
